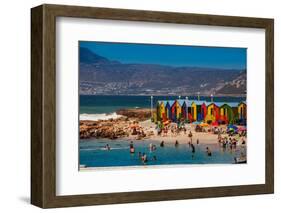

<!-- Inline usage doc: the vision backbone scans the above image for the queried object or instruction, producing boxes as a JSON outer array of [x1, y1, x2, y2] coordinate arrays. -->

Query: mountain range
[[79, 47, 246, 96]]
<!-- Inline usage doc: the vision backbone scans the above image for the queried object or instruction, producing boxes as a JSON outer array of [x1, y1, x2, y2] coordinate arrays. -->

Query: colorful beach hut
[[178, 99, 188, 120], [219, 103, 235, 124], [227, 102, 239, 124], [175, 100, 182, 120], [195, 101, 208, 121], [201, 102, 207, 121], [190, 100, 204, 121], [165, 101, 171, 120], [238, 101, 247, 121], [167, 101, 175, 121], [155, 98, 246, 125], [170, 100, 178, 122], [205, 102, 223, 123], [156, 101, 167, 121]]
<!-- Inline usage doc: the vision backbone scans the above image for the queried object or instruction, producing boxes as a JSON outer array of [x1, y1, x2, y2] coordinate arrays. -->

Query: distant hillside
[[214, 71, 246, 95], [79, 47, 246, 96]]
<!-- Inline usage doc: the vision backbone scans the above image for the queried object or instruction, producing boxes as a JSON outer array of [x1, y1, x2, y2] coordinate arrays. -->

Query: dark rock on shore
[[116, 108, 153, 121], [80, 118, 129, 139]]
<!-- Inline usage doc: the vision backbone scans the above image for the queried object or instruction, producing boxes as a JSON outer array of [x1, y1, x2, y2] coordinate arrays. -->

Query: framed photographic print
[[31, 4, 274, 208]]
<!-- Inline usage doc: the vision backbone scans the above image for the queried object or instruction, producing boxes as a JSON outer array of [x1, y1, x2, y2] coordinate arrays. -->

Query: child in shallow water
[[129, 141, 135, 153], [141, 153, 147, 163], [206, 147, 212, 156], [105, 144, 111, 151]]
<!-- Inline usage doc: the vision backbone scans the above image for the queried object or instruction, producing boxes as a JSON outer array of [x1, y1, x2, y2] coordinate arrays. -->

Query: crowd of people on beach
[[103, 122, 246, 165]]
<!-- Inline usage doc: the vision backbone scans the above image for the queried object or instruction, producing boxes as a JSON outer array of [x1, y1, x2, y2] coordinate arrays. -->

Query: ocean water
[[80, 139, 245, 168]]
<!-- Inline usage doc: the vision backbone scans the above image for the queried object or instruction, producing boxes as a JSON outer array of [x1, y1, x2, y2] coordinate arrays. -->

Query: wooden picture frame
[[31, 4, 274, 208]]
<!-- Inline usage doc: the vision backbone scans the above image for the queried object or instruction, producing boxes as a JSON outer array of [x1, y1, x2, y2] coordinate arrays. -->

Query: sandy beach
[[126, 119, 246, 145]]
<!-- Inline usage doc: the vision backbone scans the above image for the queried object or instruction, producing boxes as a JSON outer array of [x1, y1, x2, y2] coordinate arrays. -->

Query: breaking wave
[[80, 112, 123, 121]]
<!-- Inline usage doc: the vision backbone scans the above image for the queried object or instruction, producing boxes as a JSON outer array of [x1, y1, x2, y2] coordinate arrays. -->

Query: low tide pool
[[79, 139, 246, 168]]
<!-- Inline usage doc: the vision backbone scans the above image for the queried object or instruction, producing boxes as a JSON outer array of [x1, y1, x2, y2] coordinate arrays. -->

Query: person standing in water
[[191, 143, 195, 153], [191, 143, 195, 159], [188, 131, 193, 143], [206, 147, 212, 156], [141, 153, 147, 164], [175, 140, 179, 147], [129, 141, 135, 153], [160, 140, 165, 147], [105, 144, 111, 150], [149, 143, 153, 152]]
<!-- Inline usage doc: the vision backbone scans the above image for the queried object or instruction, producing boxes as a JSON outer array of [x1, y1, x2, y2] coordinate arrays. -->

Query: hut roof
[[168, 100, 175, 106], [207, 102, 225, 107], [162, 101, 168, 106], [239, 101, 247, 105], [205, 101, 212, 106], [187, 100, 192, 107], [157, 99, 246, 108], [215, 102, 225, 107], [177, 99, 188, 106], [157, 100, 168, 106], [191, 100, 207, 106], [226, 102, 240, 107], [157, 100, 163, 105]]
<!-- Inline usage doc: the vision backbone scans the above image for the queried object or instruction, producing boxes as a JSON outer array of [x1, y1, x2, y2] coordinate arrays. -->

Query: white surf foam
[[80, 112, 123, 121]]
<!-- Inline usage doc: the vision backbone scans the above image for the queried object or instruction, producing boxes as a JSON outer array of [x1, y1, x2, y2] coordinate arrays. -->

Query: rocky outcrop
[[80, 118, 130, 139], [116, 108, 153, 121], [80, 108, 155, 139]]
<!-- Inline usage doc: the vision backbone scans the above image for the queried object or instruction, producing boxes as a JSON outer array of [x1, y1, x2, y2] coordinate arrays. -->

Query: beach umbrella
[[238, 126, 247, 131], [200, 123, 209, 127], [227, 124, 238, 130]]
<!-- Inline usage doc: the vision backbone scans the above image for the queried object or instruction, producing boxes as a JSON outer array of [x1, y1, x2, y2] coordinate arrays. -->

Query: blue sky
[[79, 41, 246, 70]]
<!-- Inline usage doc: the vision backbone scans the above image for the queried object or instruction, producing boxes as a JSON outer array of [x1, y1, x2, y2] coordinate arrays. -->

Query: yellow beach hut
[[191, 101, 197, 121], [157, 101, 166, 121], [238, 101, 247, 120], [205, 102, 224, 123], [175, 100, 182, 120]]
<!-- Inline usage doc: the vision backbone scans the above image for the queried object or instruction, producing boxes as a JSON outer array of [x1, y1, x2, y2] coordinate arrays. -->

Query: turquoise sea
[[80, 139, 245, 168]]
